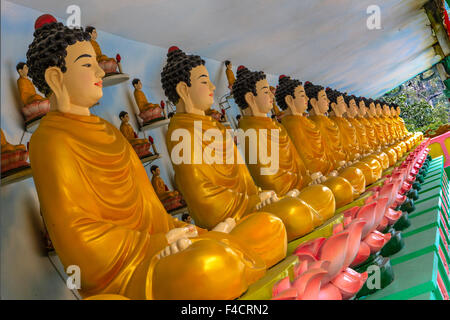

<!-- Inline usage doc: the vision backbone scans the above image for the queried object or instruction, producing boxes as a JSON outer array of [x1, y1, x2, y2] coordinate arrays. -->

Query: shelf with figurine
[[16, 62, 50, 133], [85, 26, 129, 87], [150, 164, 188, 214], [118, 110, 162, 166], [130, 78, 170, 131], [1, 129, 32, 186]]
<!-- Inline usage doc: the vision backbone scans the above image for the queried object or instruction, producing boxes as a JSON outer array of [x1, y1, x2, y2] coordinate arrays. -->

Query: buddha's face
[[18, 65, 29, 77], [186, 65, 216, 111], [292, 85, 308, 114], [358, 101, 367, 117], [227, 62, 232, 69], [383, 105, 391, 116], [90, 29, 98, 41], [348, 99, 358, 117], [121, 114, 130, 123], [391, 107, 396, 116], [252, 79, 274, 114], [62, 41, 105, 108], [396, 107, 401, 116], [317, 89, 329, 114], [376, 104, 383, 116], [336, 96, 347, 115], [153, 167, 160, 176], [135, 81, 143, 90], [369, 103, 377, 116]]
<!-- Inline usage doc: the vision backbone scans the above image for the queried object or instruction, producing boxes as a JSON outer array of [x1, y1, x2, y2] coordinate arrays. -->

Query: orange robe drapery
[[17, 77, 46, 105], [238, 116, 310, 195], [281, 115, 333, 175], [348, 117, 372, 155], [330, 116, 360, 161], [310, 115, 348, 169], [358, 116, 379, 150], [30, 111, 267, 300]]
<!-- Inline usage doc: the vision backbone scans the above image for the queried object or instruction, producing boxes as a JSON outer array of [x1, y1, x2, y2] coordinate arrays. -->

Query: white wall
[[1, 0, 281, 299]]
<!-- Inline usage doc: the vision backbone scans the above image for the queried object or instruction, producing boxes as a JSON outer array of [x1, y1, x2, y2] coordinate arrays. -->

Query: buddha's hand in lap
[[212, 217, 236, 233], [157, 238, 192, 259], [310, 172, 324, 185], [256, 191, 279, 210], [328, 170, 338, 177], [286, 189, 300, 197], [165, 225, 198, 244]]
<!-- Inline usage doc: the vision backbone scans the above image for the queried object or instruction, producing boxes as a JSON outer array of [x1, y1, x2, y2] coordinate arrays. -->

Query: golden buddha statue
[[16, 62, 50, 123], [132, 78, 164, 124], [119, 111, 152, 158], [344, 95, 372, 156], [225, 60, 236, 89], [367, 99, 388, 147], [305, 82, 378, 188], [275, 76, 364, 206], [232, 67, 336, 218], [394, 105, 409, 138], [1, 129, 29, 175], [327, 89, 361, 162], [150, 165, 186, 212], [162, 46, 313, 246], [85, 26, 119, 74], [27, 18, 269, 300]]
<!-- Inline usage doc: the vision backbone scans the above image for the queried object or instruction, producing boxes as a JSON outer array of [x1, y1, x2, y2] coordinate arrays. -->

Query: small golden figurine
[[16, 62, 50, 124]]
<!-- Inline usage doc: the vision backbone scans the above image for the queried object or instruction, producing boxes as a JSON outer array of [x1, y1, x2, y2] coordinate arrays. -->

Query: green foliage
[[383, 92, 448, 132]]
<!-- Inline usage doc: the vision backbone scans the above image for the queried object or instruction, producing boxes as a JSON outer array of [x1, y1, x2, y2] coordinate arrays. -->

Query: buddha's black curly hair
[[160, 47, 205, 104], [275, 75, 302, 111], [232, 66, 266, 110], [343, 94, 356, 106], [326, 88, 341, 105], [26, 22, 91, 96], [304, 81, 324, 111]]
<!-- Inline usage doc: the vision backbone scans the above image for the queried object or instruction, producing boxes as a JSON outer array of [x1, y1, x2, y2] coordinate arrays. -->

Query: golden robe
[[91, 40, 115, 63], [166, 113, 315, 243], [358, 116, 379, 150], [30, 111, 268, 300], [348, 117, 372, 155], [370, 116, 387, 147], [119, 122, 148, 145], [330, 116, 360, 161], [238, 116, 336, 222], [238, 116, 310, 194], [281, 115, 333, 175], [310, 115, 348, 169], [17, 77, 46, 105], [310, 115, 372, 191]]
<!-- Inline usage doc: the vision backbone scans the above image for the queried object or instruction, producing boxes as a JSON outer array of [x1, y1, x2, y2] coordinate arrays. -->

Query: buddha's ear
[[285, 95, 294, 109], [310, 97, 318, 109], [175, 81, 189, 103], [244, 92, 256, 109], [45, 66, 70, 112]]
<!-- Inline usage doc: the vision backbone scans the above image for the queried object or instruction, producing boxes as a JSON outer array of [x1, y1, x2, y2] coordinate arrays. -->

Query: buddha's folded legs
[[254, 197, 315, 242], [230, 212, 287, 268], [151, 232, 267, 300]]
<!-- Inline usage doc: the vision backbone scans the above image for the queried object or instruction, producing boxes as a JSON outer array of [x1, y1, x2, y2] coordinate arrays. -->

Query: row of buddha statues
[[4, 15, 424, 300]]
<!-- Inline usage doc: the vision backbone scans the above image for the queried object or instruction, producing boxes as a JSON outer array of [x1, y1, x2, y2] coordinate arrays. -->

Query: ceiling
[[8, 0, 439, 97]]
